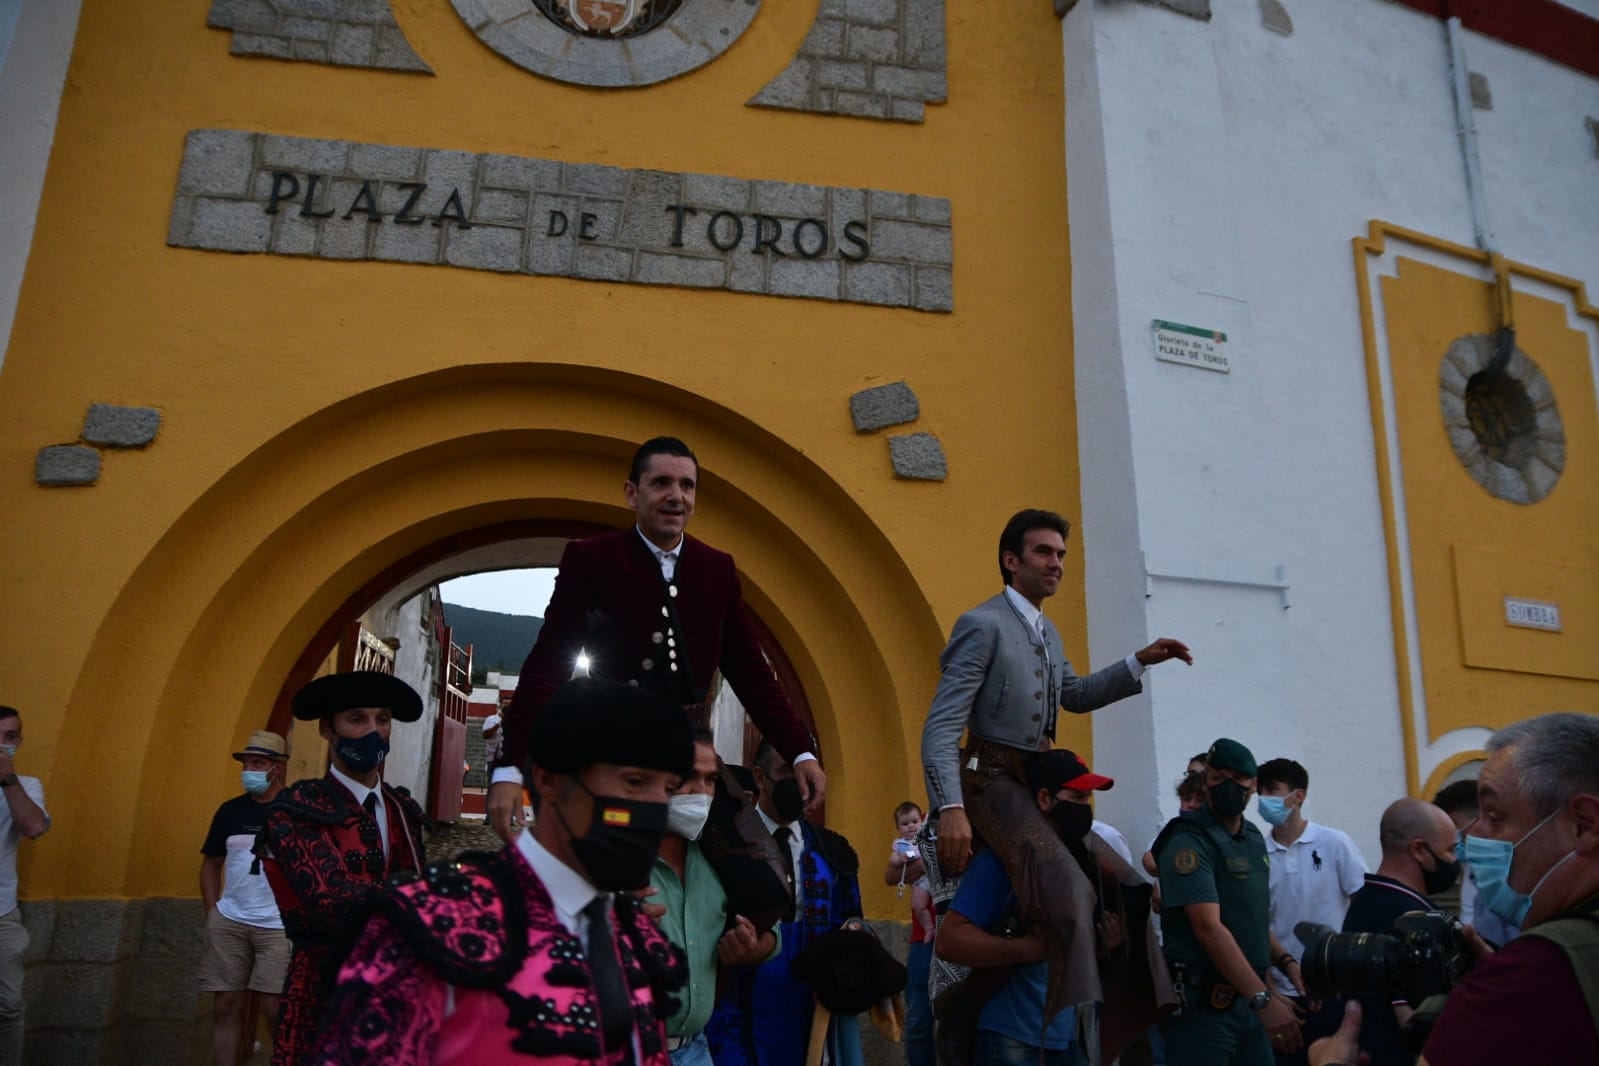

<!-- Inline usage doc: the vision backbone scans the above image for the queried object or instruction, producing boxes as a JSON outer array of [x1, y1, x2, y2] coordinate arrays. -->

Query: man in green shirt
[[651, 729, 780, 1065], [1156, 738, 1306, 1066]]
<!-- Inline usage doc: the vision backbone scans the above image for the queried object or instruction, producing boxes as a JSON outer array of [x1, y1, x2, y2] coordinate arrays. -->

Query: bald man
[[1336, 798, 1461, 1066]]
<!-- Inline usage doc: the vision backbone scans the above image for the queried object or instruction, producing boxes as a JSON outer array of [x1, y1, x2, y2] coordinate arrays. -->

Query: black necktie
[[363, 793, 388, 861], [583, 895, 634, 1058], [775, 826, 798, 921]]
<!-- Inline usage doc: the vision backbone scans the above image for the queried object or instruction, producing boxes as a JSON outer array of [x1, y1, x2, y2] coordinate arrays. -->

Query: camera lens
[[1295, 921, 1405, 999]]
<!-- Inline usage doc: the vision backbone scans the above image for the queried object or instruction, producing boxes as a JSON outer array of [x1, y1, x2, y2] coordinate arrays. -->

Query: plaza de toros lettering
[[169, 130, 954, 312]]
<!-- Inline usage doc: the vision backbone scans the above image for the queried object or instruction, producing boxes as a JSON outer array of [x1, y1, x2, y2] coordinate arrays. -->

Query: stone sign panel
[[1504, 596, 1562, 632], [167, 130, 953, 312]]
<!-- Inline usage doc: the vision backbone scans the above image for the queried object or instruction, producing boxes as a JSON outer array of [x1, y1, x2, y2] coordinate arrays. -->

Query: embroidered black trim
[[370, 850, 529, 989]]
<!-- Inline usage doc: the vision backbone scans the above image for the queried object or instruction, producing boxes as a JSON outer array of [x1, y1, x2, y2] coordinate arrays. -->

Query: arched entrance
[[38, 362, 946, 913], [273, 519, 823, 819]]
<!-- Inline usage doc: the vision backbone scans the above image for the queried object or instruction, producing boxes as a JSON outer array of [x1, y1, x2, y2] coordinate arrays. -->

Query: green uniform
[[1154, 805, 1275, 1066]]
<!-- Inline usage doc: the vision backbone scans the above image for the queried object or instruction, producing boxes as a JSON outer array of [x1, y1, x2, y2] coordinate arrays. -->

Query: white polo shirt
[[1265, 819, 1367, 996]]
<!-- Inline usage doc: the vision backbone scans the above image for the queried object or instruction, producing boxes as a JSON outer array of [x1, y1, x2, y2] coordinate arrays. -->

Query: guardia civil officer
[[1154, 738, 1306, 1065]]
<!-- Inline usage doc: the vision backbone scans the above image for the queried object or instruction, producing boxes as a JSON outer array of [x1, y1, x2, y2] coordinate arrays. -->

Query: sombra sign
[[168, 129, 954, 312]]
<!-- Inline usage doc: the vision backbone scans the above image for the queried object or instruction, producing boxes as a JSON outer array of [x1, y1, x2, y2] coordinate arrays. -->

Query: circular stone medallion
[[453, 0, 760, 88], [1438, 332, 1565, 505], [532, 0, 683, 39]]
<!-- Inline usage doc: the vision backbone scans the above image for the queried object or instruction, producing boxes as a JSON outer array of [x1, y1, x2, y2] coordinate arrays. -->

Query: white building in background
[[1062, 0, 1599, 865], [356, 586, 447, 801]]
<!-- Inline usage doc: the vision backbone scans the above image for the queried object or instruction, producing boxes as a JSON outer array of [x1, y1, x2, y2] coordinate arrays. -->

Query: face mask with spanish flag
[[564, 778, 670, 891]]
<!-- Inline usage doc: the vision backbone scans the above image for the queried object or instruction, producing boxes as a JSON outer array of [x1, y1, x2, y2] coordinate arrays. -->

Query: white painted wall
[[371, 592, 442, 801], [0, 0, 81, 374], [1063, 0, 1599, 867]]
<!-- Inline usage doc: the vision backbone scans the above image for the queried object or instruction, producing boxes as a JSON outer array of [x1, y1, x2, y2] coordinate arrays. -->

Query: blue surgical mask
[[1256, 796, 1291, 826], [333, 730, 389, 775], [1461, 807, 1571, 927], [241, 770, 272, 795]]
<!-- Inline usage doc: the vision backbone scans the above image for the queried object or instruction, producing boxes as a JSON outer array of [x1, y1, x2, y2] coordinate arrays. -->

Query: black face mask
[[1049, 799, 1097, 881], [333, 730, 389, 775], [1422, 845, 1462, 896], [771, 777, 807, 824], [1208, 778, 1250, 820], [1048, 799, 1094, 844], [561, 779, 669, 891]]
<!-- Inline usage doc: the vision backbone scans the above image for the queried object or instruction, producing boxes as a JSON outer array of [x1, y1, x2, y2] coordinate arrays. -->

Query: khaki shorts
[[198, 909, 290, 994]]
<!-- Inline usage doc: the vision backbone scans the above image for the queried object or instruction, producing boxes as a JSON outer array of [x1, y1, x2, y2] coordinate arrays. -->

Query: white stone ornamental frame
[[1437, 333, 1565, 506], [450, 0, 761, 88]]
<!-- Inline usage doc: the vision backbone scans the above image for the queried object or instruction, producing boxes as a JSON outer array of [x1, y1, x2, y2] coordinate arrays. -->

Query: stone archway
[[41, 361, 943, 905], [269, 516, 824, 802]]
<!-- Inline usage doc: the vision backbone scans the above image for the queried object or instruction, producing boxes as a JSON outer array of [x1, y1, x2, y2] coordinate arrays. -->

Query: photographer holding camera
[[1307, 712, 1599, 1066]]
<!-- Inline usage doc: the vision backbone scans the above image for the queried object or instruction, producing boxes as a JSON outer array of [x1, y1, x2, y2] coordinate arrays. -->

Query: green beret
[[1207, 738, 1258, 777], [531, 679, 694, 779]]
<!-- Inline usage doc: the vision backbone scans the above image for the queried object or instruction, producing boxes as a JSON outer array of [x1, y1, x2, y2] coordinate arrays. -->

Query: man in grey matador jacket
[[921, 509, 1191, 1060]]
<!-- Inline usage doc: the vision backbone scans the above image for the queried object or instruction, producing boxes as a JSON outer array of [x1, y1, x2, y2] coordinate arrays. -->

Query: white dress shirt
[[757, 805, 806, 912], [330, 764, 389, 860], [1003, 585, 1145, 681], [636, 526, 684, 581], [517, 829, 600, 939]]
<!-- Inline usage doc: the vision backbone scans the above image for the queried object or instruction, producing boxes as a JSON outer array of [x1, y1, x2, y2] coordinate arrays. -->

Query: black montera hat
[[531, 678, 694, 778], [791, 924, 909, 1014], [291, 671, 423, 722]]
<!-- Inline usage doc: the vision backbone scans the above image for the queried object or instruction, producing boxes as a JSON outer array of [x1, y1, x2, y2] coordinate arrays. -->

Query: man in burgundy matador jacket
[[309, 679, 695, 1065], [486, 436, 825, 841], [257, 671, 427, 1065]]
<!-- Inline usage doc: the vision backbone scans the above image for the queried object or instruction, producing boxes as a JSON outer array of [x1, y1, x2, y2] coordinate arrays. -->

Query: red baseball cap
[[1026, 749, 1114, 794]]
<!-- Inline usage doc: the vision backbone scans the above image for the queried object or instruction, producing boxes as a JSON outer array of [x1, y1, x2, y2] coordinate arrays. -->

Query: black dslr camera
[[1296, 911, 1473, 1055]]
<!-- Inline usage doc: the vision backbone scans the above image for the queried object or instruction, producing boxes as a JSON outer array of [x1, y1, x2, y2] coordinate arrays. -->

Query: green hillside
[[442, 603, 543, 682]]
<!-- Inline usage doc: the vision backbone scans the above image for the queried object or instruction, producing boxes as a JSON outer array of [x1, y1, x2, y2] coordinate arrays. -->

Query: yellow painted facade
[[0, 0, 1097, 918], [1356, 224, 1599, 795]]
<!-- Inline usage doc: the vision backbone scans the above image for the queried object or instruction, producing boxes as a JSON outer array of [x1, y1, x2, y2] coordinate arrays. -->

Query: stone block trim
[[82, 404, 161, 448], [450, 0, 760, 88], [1468, 71, 1493, 110], [35, 446, 101, 487], [207, 0, 432, 74], [749, 0, 946, 124], [888, 432, 946, 480], [34, 404, 164, 487], [168, 129, 955, 312], [1060, 0, 1209, 17], [1144, 0, 1211, 18], [850, 381, 919, 432], [24, 898, 208, 1066], [1260, 0, 1292, 36]]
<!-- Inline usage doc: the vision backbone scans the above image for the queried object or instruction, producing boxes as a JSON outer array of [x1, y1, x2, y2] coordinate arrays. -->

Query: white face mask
[[667, 793, 713, 841]]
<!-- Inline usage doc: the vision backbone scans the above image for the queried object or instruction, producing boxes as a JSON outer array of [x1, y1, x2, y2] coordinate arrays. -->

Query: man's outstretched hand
[[1135, 638, 1193, 667]]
